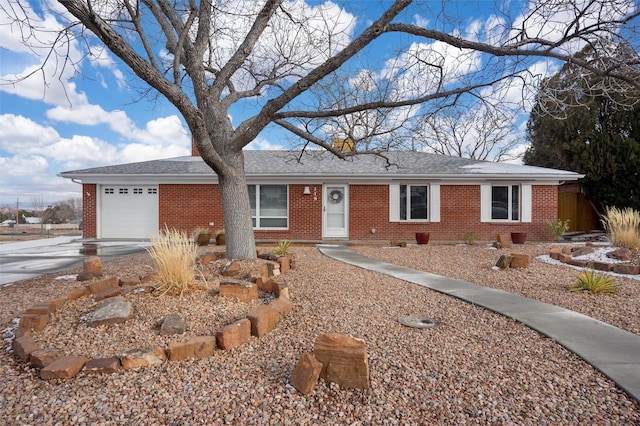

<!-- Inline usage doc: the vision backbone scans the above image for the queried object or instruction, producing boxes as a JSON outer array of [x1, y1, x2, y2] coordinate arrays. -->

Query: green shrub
[[273, 240, 292, 256], [569, 270, 619, 294], [545, 219, 570, 241], [147, 228, 199, 296], [602, 206, 640, 250]]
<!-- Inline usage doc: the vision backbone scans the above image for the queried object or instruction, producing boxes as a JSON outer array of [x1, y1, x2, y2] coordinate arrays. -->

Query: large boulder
[[314, 333, 369, 389]]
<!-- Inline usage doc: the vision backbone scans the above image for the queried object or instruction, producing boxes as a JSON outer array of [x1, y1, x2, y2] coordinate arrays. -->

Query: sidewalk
[[318, 244, 640, 403]]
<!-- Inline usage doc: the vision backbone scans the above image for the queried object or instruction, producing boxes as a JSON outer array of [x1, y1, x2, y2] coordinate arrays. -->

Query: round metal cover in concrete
[[399, 315, 438, 329]]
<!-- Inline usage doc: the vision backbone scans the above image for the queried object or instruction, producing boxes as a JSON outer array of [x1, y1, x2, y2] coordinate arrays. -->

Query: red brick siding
[[159, 184, 224, 233], [85, 182, 559, 242], [82, 184, 97, 238]]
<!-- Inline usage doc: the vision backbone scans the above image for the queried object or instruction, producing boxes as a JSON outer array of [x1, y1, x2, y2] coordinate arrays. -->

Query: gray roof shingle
[[59, 150, 582, 180]]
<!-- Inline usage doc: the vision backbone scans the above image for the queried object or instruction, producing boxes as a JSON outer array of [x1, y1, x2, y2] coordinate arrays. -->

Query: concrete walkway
[[318, 244, 640, 403]]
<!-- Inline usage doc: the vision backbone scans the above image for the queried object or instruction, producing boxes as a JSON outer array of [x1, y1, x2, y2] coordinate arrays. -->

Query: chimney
[[333, 138, 354, 151], [191, 136, 200, 157]]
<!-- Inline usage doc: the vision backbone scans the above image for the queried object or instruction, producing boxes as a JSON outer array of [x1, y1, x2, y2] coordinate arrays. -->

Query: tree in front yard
[[3, 0, 639, 258]]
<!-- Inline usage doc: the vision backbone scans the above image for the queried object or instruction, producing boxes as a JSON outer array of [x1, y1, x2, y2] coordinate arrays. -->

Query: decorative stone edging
[[548, 245, 640, 275], [11, 252, 295, 380]]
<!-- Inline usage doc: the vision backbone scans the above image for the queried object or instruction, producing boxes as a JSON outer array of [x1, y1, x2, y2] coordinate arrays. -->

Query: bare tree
[[415, 104, 521, 162], [3, 0, 639, 258]]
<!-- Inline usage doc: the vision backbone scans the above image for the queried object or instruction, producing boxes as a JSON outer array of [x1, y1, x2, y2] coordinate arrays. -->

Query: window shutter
[[389, 184, 400, 222], [521, 184, 532, 222], [430, 184, 440, 222], [480, 184, 491, 222]]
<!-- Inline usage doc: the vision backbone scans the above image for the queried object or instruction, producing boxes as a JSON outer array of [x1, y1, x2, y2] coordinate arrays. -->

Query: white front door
[[323, 184, 348, 238]]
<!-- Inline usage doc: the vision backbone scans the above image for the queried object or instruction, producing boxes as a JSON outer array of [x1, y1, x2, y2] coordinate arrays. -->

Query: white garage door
[[100, 185, 159, 239]]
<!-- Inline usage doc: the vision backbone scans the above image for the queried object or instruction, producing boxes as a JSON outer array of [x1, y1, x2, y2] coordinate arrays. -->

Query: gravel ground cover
[[0, 244, 638, 425]]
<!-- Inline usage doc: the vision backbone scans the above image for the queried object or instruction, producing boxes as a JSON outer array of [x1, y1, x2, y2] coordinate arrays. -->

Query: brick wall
[[84, 182, 559, 242], [82, 184, 97, 238], [159, 184, 224, 234]]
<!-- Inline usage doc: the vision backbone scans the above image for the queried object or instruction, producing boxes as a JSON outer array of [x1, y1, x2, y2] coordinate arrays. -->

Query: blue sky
[[0, 0, 633, 208]]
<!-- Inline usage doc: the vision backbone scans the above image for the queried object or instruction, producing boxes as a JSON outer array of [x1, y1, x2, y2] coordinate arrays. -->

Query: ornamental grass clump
[[147, 228, 199, 296], [602, 206, 640, 250], [569, 270, 620, 294]]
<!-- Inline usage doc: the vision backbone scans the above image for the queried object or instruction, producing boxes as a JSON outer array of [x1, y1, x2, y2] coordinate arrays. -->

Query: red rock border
[[11, 252, 295, 380], [548, 245, 640, 275]]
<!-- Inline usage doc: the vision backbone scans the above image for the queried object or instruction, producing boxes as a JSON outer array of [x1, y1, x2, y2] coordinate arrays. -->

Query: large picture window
[[491, 185, 519, 221], [248, 184, 288, 228]]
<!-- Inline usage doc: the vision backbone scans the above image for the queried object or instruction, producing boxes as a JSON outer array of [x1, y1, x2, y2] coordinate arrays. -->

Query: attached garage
[[99, 185, 159, 239]]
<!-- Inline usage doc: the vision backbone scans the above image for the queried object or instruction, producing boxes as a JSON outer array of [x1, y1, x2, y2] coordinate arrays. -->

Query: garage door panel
[[100, 186, 158, 239]]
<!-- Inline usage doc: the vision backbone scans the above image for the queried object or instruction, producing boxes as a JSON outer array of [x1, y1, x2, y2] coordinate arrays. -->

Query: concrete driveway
[[0, 237, 149, 286]]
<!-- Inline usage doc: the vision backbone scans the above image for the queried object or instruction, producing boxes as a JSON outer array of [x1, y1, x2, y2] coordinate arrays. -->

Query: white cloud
[[246, 136, 285, 150]]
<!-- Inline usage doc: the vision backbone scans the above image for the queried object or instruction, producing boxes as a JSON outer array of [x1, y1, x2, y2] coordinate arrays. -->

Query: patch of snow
[[55, 274, 77, 280], [537, 246, 640, 281]]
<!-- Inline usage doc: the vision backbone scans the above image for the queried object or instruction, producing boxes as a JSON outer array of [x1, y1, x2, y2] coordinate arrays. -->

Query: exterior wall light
[[303, 186, 311, 195]]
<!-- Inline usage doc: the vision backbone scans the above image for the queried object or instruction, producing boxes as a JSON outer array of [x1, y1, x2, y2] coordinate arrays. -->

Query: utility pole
[[15, 198, 19, 229]]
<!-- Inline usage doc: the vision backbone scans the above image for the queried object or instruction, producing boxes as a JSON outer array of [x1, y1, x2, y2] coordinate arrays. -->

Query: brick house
[[59, 148, 582, 242]]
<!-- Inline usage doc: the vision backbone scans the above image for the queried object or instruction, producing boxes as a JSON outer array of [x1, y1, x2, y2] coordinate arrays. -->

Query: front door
[[323, 184, 348, 238]]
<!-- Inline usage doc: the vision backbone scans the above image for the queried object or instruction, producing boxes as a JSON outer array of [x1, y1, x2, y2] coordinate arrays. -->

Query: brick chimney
[[191, 136, 200, 157]]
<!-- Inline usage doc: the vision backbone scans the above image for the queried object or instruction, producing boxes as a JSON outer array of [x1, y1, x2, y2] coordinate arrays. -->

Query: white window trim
[[480, 183, 531, 223], [389, 184, 440, 223], [249, 184, 289, 230]]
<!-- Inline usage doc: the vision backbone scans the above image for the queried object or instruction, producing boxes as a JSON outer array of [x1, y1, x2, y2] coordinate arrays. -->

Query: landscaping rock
[[273, 279, 290, 299], [612, 264, 640, 275], [572, 247, 595, 257], [119, 276, 141, 287], [160, 314, 186, 335], [13, 336, 40, 362], [495, 255, 512, 269], [25, 304, 55, 316], [548, 247, 562, 260], [592, 261, 613, 272], [84, 357, 121, 374], [83, 256, 103, 278], [222, 260, 241, 277], [94, 286, 122, 302], [269, 297, 293, 321], [18, 313, 48, 331], [120, 347, 167, 369], [168, 336, 216, 361], [216, 319, 252, 350], [247, 304, 278, 338], [40, 356, 88, 380], [510, 253, 531, 268], [568, 259, 590, 268], [219, 279, 258, 302], [89, 298, 133, 327], [278, 256, 291, 274], [88, 276, 119, 294], [607, 248, 632, 261], [559, 253, 572, 263], [290, 352, 323, 395], [29, 349, 60, 369], [65, 287, 91, 301], [497, 234, 512, 249], [314, 333, 369, 389]]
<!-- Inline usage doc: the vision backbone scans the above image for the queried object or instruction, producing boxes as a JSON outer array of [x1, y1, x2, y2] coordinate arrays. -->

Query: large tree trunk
[[218, 150, 256, 259]]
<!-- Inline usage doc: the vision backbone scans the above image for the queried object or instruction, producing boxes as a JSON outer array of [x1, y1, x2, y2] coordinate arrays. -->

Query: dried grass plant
[[147, 228, 199, 296], [602, 206, 640, 250]]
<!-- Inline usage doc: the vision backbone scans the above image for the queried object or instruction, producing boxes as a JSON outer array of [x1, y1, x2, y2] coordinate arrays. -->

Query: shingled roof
[[59, 150, 582, 183]]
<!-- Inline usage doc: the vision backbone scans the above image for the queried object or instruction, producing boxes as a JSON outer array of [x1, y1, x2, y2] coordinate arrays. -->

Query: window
[[400, 185, 428, 220], [390, 184, 439, 222], [133, 188, 143, 194], [119, 188, 129, 195], [491, 185, 519, 220], [248, 184, 288, 228], [104, 188, 114, 194], [481, 184, 531, 222]]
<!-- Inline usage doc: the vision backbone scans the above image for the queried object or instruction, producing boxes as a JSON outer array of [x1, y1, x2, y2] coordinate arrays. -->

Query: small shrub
[[456, 231, 476, 245], [602, 206, 640, 250], [545, 219, 570, 241], [147, 228, 199, 296], [273, 240, 292, 256], [569, 270, 619, 294]]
